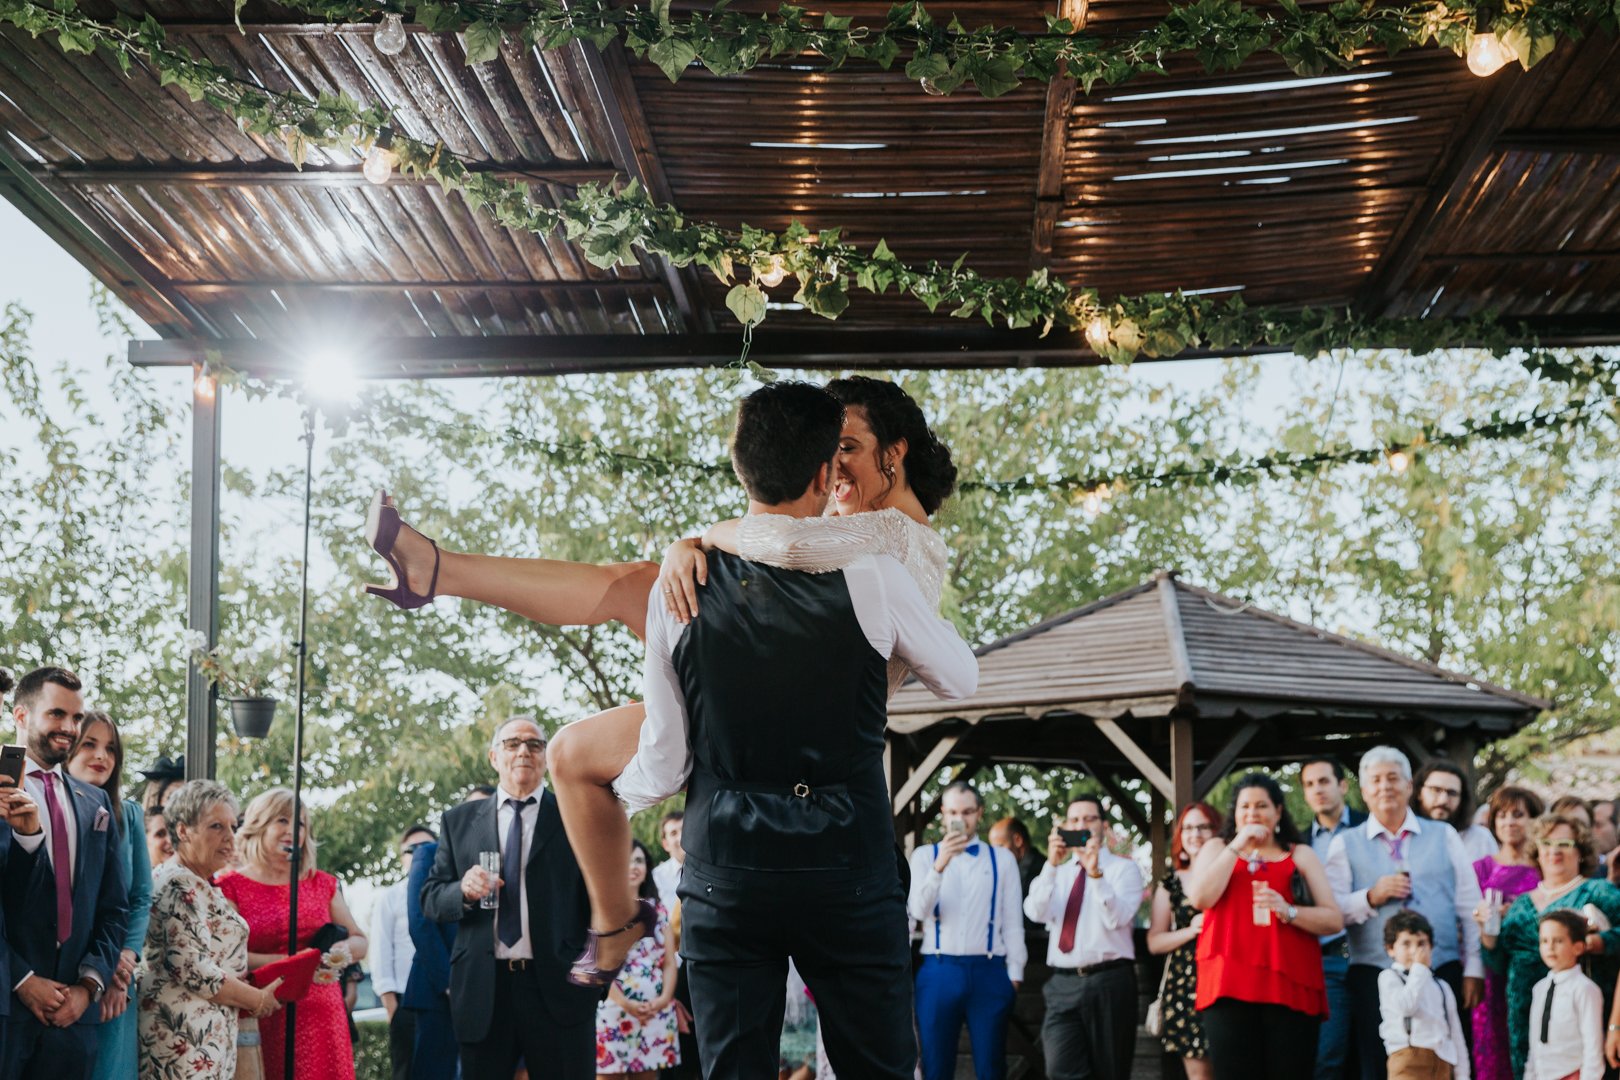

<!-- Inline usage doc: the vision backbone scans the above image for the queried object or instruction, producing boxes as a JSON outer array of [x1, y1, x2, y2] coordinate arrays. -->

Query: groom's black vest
[[675, 550, 893, 874]]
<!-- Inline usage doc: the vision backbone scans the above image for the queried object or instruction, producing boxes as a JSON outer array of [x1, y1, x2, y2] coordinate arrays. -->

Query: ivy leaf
[[56, 25, 97, 54], [725, 283, 768, 327], [651, 0, 673, 34], [463, 20, 503, 65], [1500, 25, 1558, 68], [904, 52, 949, 80], [647, 37, 699, 81], [795, 278, 849, 319], [969, 55, 1020, 98]]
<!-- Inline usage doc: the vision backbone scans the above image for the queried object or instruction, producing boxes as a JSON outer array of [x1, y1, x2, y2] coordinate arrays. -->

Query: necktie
[[497, 797, 534, 948], [1541, 979, 1556, 1043], [1057, 866, 1086, 953], [37, 771, 73, 944]]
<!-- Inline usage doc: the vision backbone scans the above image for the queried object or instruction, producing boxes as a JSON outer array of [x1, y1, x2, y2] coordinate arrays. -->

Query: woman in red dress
[[1187, 772, 1343, 1080], [219, 788, 368, 1080]]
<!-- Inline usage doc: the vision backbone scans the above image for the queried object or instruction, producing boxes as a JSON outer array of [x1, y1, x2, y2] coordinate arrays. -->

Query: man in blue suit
[[1303, 756, 1368, 1080], [2, 667, 128, 1080]]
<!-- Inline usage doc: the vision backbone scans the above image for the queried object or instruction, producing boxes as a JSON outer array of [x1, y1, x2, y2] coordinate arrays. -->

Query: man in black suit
[[612, 382, 979, 1078], [421, 717, 597, 1080], [2, 666, 128, 1080]]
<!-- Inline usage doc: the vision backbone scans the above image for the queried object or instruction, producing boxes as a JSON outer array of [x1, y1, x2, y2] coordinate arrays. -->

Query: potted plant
[[188, 633, 285, 738]]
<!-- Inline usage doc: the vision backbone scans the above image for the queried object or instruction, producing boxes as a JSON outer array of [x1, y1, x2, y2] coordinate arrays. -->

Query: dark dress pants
[[2, 1014, 99, 1080], [1201, 998, 1321, 1080], [1348, 961, 1461, 1080], [1039, 964, 1137, 1080], [407, 1001, 459, 1080], [679, 859, 916, 1080], [458, 963, 592, 1080], [388, 1006, 417, 1080]]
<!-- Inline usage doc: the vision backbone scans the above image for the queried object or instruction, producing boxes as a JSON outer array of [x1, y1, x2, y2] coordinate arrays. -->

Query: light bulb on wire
[[1386, 449, 1411, 475], [374, 12, 408, 56], [193, 371, 217, 402], [919, 76, 946, 96], [756, 254, 788, 288], [1084, 315, 1111, 353], [1466, 32, 1512, 76], [363, 143, 398, 185]]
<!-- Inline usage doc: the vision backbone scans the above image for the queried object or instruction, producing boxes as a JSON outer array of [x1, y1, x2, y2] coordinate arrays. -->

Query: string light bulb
[[1386, 449, 1411, 474], [1085, 315, 1111, 353], [362, 143, 397, 185], [1466, 32, 1512, 76], [374, 12, 408, 56], [756, 254, 788, 288], [193, 371, 217, 402], [919, 76, 946, 96]]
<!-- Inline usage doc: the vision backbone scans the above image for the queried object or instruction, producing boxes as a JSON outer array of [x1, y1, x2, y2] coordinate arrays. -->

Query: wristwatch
[[1284, 904, 1299, 923], [77, 976, 104, 1003]]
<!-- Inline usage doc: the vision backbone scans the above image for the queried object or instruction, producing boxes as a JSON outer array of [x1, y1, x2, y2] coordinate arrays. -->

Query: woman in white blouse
[[362, 376, 960, 981]]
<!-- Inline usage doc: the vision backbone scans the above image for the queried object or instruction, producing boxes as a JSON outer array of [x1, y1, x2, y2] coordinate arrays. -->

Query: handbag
[[1144, 954, 1173, 1038]]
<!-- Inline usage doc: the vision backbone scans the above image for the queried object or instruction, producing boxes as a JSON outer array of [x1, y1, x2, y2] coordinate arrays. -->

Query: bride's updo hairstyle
[[825, 376, 958, 515]]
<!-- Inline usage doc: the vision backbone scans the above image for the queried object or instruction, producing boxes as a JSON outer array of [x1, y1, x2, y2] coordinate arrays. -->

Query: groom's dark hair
[[730, 381, 843, 505]]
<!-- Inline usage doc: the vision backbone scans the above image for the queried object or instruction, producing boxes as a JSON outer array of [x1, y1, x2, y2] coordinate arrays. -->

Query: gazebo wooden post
[[1149, 787, 1168, 878]]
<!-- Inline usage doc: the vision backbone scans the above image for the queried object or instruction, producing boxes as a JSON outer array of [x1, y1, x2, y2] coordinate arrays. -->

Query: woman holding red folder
[[137, 781, 281, 1079]]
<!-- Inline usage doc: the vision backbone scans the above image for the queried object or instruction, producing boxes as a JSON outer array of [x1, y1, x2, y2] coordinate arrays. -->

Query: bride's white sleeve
[[736, 511, 910, 574]]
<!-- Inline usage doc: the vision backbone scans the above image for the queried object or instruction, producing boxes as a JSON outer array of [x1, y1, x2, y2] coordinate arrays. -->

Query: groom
[[614, 381, 978, 1078]]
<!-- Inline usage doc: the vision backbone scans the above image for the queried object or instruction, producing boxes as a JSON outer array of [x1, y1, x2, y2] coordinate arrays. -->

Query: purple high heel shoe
[[567, 898, 657, 988], [362, 489, 440, 610]]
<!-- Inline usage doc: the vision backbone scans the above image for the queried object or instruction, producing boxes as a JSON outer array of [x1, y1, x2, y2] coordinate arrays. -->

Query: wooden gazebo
[[885, 570, 1550, 866]]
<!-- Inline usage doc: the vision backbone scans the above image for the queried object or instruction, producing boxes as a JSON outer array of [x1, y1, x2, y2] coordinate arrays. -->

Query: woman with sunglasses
[[1479, 813, 1620, 1078]]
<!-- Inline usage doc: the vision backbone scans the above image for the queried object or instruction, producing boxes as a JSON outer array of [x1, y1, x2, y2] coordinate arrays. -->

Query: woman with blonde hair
[[218, 789, 368, 1080]]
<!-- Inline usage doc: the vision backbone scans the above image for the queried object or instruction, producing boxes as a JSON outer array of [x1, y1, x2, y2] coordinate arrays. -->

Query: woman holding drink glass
[[1187, 772, 1343, 1080], [1469, 786, 1542, 1080]]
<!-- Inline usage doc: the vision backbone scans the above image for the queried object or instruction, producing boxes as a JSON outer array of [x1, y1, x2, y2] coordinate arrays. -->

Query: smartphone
[[0, 745, 25, 788], [1058, 828, 1092, 848], [946, 819, 968, 837]]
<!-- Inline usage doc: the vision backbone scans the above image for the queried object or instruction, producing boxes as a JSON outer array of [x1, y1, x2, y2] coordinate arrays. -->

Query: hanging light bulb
[[756, 254, 788, 288], [1466, 32, 1512, 77], [1085, 315, 1110, 353], [363, 143, 398, 185], [374, 12, 409, 56], [1386, 449, 1411, 475], [193, 371, 217, 402], [919, 76, 946, 96], [1081, 489, 1105, 516]]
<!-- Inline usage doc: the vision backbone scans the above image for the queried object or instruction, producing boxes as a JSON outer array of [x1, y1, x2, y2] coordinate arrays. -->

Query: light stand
[[284, 402, 315, 1080]]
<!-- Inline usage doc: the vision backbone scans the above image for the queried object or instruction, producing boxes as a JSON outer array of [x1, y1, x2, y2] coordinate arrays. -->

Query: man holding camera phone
[[906, 781, 1027, 1080], [1024, 796, 1143, 1080]]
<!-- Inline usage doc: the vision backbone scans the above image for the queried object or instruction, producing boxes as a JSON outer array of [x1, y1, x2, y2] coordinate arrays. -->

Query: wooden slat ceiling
[[886, 571, 1548, 733], [1, 0, 1617, 358]]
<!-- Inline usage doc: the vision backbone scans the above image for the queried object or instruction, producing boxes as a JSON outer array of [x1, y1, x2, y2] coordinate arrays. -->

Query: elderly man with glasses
[[1324, 746, 1485, 1080], [422, 716, 598, 1080]]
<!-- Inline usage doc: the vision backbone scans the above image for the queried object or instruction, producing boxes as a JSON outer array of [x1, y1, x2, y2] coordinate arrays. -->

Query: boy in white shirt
[[1524, 908, 1604, 1080], [1379, 911, 1470, 1080]]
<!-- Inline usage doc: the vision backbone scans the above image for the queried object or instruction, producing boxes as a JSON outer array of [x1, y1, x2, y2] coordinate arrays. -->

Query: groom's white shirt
[[613, 550, 978, 812]]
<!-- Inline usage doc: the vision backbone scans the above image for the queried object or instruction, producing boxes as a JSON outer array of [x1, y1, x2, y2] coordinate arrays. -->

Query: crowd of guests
[[12, 657, 1620, 1080]]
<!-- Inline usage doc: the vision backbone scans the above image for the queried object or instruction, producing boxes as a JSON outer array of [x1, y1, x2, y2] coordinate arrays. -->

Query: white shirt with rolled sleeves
[[1524, 966, 1604, 1080], [1377, 962, 1470, 1078], [1024, 850, 1143, 969], [613, 550, 979, 812], [1324, 808, 1485, 979], [369, 879, 415, 999], [908, 840, 1028, 981]]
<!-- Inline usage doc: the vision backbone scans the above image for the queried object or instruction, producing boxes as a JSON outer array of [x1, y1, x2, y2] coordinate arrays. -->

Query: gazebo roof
[[888, 569, 1550, 736], [2, 3, 1618, 376]]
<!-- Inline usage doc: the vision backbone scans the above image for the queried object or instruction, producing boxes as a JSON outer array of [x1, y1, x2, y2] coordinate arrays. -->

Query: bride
[[364, 375, 959, 982]]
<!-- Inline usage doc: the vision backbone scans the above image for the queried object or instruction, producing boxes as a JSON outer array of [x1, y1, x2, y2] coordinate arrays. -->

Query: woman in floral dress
[[1147, 802, 1222, 1079], [596, 841, 680, 1078], [138, 781, 281, 1080], [1470, 785, 1542, 1080]]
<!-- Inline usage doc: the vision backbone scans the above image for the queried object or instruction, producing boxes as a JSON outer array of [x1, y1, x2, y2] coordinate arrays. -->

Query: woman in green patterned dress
[[1148, 802, 1222, 1080], [1479, 813, 1620, 1080]]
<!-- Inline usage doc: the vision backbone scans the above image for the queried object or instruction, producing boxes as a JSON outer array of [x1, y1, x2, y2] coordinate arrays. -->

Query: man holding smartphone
[[1024, 796, 1143, 1080], [906, 781, 1027, 1080]]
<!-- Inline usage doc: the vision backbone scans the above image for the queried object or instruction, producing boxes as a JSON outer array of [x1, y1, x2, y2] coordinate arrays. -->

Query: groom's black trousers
[[679, 855, 917, 1079]]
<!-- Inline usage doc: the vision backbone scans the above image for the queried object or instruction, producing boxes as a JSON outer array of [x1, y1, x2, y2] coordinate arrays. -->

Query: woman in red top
[[1187, 772, 1343, 1080]]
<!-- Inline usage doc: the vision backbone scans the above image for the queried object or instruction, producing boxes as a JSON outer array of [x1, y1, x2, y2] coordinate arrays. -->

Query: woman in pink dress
[[218, 788, 368, 1080], [1471, 784, 1543, 1080]]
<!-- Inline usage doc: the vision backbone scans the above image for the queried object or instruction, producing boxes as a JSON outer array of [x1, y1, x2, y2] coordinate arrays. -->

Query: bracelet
[[1610, 1024, 1620, 1032]]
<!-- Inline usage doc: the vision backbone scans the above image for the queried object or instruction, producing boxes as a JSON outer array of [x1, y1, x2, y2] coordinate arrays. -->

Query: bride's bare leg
[[379, 503, 659, 638], [547, 702, 651, 970]]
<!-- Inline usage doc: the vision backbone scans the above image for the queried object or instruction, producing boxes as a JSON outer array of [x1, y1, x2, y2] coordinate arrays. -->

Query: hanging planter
[[226, 696, 278, 739]]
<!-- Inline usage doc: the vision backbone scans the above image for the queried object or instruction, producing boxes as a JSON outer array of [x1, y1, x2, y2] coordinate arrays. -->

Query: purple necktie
[[37, 771, 73, 944]]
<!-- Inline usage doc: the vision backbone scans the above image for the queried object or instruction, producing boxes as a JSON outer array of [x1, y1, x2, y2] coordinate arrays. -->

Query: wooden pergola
[[884, 570, 1550, 868], [0, 2, 1606, 770]]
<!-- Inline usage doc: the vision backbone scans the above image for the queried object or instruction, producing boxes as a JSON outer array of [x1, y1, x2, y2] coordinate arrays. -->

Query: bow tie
[[963, 844, 981, 856]]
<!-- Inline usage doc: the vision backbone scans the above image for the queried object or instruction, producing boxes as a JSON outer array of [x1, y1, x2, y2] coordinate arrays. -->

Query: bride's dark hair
[[824, 377, 958, 516], [0, 668, 12, 697]]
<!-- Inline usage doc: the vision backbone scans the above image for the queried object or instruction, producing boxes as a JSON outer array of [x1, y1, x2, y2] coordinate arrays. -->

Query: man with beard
[[1411, 760, 1497, 863], [2, 666, 127, 1080]]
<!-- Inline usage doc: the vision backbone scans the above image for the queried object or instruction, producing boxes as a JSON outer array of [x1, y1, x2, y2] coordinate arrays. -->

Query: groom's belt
[[711, 777, 849, 799]]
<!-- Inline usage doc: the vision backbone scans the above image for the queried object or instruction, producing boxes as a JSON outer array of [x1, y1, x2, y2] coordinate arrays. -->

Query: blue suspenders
[[930, 843, 999, 957]]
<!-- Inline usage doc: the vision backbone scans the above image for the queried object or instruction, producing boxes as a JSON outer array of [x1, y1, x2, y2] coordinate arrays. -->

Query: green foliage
[[354, 1020, 390, 1080]]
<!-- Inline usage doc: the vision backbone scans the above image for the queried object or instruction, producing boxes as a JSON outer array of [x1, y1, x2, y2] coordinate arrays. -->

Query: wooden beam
[[916, 758, 989, 824], [172, 279, 662, 294], [1150, 786, 1169, 881], [1194, 719, 1265, 798], [1029, 55, 1077, 268], [26, 161, 619, 187], [891, 732, 964, 815], [1169, 717, 1194, 810], [1422, 249, 1620, 264], [1392, 727, 1434, 770], [1495, 128, 1620, 155], [1358, 64, 1525, 316], [1093, 717, 1175, 801], [1156, 570, 1195, 707]]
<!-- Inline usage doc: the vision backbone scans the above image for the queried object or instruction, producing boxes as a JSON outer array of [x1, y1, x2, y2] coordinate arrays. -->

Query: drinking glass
[[478, 851, 501, 910], [1252, 879, 1272, 926]]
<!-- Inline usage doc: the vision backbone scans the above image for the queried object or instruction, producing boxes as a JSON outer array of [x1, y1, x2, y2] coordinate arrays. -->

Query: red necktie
[[37, 771, 74, 944], [1057, 867, 1086, 953]]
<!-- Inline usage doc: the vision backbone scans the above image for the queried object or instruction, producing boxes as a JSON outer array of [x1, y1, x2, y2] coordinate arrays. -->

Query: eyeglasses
[[1421, 784, 1462, 801], [1180, 824, 1214, 834], [499, 738, 546, 754], [1542, 839, 1580, 851]]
